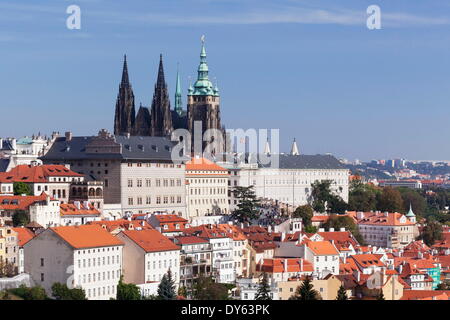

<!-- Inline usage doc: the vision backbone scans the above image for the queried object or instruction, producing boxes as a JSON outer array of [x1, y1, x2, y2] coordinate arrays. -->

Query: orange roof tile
[[0, 192, 53, 211], [0, 164, 82, 183], [186, 158, 228, 173], [12, 227, 34, 246], [50, 225, 123, 249], [60, 203, 100, 216], [307, 241, 339, 256], [122, 229, 180, 252]]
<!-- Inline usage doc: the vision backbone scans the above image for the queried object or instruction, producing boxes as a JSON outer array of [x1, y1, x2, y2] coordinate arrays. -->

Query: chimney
[[329, 228, 334, 232], [74, 201, 81, 210], [340, 227, 345, 232], [65, 131, 73, 141], [0, 138, 3, 149], [283, 259, 288, 272], [83, 201, 89, 209], [357, 212, 365, 220], [281, 232, 286, 241], [398, 264, 403, 274], [318, 228, 325, 232], [300, 259, 303, 271], [384, 211, 389, 217], [141, 221, 146, 227], [268, 225, 272, 233], [228, 221, 233, 226]]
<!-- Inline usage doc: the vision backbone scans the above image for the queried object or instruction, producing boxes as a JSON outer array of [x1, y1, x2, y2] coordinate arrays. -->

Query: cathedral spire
[[175, 63, 183, 116], [150, 54, 173, 137], [114, 54, 135, 135], [121, 54, 130, 86], [156, 54, 166, 88], [291, 138, 300, 155]]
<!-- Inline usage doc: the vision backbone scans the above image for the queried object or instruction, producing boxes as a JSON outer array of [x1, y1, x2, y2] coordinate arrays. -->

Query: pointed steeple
[[121, 54, 130, 86], [264, 139, 271, 155], [174, 64, 183, 116], [156, 54, 167, 88], [406, 203, 416, 223], [406, 203, 415, 217], [191, 35, 216, 96], [114, 54, 135, 135], [150, 54, 173, 137], [291, 138, 300, 155]]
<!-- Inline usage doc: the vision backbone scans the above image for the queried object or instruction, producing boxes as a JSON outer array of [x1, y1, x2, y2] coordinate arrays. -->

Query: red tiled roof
[[356, 211, 415, 226], [0, 164, 82, 183], [173, 235, 209, 245], [12, 227, 34, 246], [307, 241, 339, 256], [257, 258, 313, 273], [0, 192, 53, 211], [60, 203, 100, 216], [50, 225, 123, 249], [122, 229, 180, 252], [186, 158, 228, 173]]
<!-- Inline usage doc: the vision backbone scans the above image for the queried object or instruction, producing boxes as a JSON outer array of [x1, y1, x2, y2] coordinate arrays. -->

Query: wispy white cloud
[[91, 4, 450, 28]]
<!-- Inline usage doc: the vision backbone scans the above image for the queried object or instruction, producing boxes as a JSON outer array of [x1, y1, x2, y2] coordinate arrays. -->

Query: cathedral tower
[[150, 54, 173, 137], [187, 37, 222, 154], [114, 55, 136, 135]]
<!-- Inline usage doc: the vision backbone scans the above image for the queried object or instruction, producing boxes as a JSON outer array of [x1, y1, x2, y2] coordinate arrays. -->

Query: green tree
[[231, 186, 260, 223], [192, 276, 230, 300], [9, 285, 48, 300], [51, 283, 87, 300], [255, 273, 271, 300], [13, 182, 32, 196], [303, 225, 318, 233], [398, 188, 427, 216], [293, 205, 314, 227], [178, 286, 187, 299], [376, 187, 404, 213], [289, 277, 321, 300], [348, 180, 379, 212], [420, 220, 443, 247], [116, 276, 142, 300], [12, 210, 30, 227], [310, 180, 333, 213], [310, 180, 347, 213], [336, 285, 348, 300], [157, 269, 176, 300]]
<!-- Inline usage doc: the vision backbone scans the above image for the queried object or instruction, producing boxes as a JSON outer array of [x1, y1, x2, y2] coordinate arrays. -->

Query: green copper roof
[[174, 65, 183, 116], [406, 204, 415, 217], [190, 38, 219, 97]]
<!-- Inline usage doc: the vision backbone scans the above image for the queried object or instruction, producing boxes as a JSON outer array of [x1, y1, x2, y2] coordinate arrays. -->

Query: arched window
[[96, 188, 102, 197]]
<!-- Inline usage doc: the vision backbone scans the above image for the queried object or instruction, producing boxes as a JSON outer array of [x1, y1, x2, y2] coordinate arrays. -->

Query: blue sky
[[1, 0, 450, 161]]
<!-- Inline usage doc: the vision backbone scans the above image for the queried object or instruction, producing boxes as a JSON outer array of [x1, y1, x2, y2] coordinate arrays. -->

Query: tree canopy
[[255, 272, 272, 300], [51, 283, 87, 300], [289, 277, 322, 300], [116, 276, 142, 300], [157, 269, 176, 300], [231, 186, 260, 223], [13, 182, 32, 196]]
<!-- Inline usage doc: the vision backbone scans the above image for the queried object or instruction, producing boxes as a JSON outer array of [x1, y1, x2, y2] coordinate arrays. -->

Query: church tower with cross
[[187, 36, 224, 154]]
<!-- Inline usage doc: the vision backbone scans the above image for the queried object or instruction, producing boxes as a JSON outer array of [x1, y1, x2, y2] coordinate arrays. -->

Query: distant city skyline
[[1, 0, 450, 161]]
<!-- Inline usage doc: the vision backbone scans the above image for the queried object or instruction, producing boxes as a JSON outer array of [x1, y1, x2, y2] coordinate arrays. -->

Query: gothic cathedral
[[113, 38, 225, 154]]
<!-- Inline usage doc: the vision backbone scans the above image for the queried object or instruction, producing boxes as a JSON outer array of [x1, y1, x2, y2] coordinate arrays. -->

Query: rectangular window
[[128, 197, 133, 205], [137, 179, 142, 187], [146, 196, 151, 205], [128, 179, 133, 188], [137, 197, 142, 205], [146, 179, 151, 187]]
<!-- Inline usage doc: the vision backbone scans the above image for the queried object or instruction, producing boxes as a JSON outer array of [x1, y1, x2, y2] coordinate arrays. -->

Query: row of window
[[78, 269, 121, 284], [128, 178, 183, 188], [146, 259, 177, 270], [77, 255, 120, 268], [128, 195, 183, 206], [190, 187, 226, 195]]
